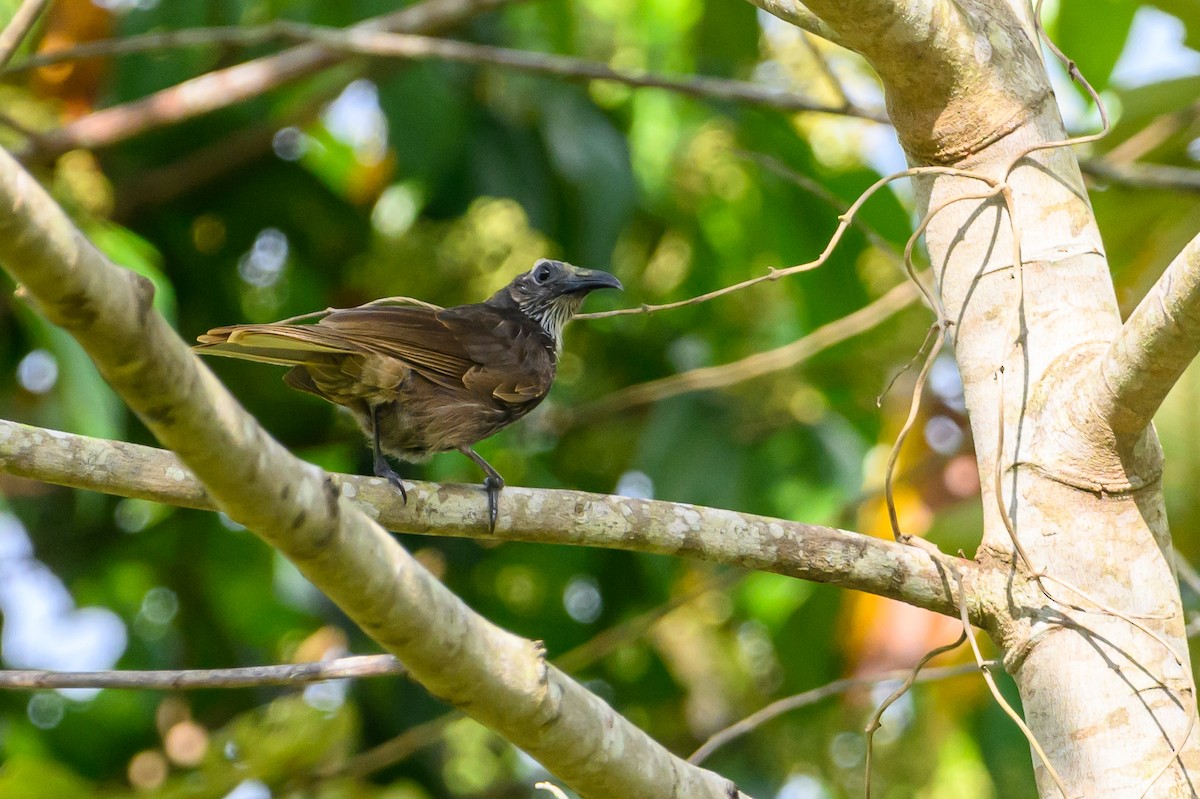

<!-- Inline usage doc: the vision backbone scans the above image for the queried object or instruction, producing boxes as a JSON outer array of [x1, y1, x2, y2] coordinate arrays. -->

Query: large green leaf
[[1056, 0, 1139, 92]]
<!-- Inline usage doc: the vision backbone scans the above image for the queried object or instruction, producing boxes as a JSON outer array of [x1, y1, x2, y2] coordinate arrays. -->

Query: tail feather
[[195, 324, 366, 366]]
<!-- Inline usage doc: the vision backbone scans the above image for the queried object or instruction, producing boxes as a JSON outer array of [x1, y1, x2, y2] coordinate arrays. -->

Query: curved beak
[[561, 267, 623, 294]]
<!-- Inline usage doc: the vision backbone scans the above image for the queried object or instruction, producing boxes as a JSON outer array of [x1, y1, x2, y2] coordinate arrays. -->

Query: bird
[[194, 259, 622, 531]]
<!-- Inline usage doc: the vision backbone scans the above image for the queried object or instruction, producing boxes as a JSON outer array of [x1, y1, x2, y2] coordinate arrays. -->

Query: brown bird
[[195, 259, 622, 530]]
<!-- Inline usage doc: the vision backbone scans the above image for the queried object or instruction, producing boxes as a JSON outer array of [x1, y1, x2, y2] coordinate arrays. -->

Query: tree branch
[[1080, 159, 1200, 195], [690, 661, 988, 765], [1081, 231, 1200, 438], [20, 0, 520, 162], [0, 146, 747, 798], [0, 0, 51, 68], [0, 417, 970, 620], [4, 23, 887, 123], [0, 655, 405, 690], [749, 0, 843, 46], [751, 0, 1048, 161], [563, 280, 919, 424]]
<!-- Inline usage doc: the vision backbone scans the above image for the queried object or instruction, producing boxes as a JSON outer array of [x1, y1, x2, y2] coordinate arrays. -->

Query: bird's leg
[[459, 446, 504, 533], [370, 404, 407, 504]]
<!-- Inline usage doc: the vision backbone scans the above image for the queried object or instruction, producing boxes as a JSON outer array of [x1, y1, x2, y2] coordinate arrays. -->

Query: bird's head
[[498, 259, 622, 350]]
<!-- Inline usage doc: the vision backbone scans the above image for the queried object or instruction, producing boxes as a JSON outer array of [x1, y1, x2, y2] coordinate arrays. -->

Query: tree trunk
[[757, 0, 1199, 794]]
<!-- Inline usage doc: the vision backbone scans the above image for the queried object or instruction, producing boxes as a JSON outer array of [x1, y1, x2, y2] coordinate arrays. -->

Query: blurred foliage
[[0, 1, 1197, 797]]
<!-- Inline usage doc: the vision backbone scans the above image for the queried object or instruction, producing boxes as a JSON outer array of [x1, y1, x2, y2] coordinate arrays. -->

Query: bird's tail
[[194, 324, 365, 367]]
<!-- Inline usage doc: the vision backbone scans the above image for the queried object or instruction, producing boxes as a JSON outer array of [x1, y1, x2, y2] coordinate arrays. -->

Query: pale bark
[[752, 0, 843, 45], [1083, 232, 1200, 438], [751, 0, 1199, 795], [0, 148, 746, 799], [0, 418, 971, 620]]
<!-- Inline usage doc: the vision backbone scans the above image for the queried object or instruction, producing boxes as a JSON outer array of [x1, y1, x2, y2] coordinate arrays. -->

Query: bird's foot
[[373, 457, 408, 504], [483, 475, 504, 533]]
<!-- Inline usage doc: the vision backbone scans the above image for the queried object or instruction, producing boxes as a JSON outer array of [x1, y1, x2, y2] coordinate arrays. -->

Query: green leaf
[[83, 221, 177, 327], [1056, 0, 1139, 92], [739, 572, 815, 629], [0, 757, 94, 799]]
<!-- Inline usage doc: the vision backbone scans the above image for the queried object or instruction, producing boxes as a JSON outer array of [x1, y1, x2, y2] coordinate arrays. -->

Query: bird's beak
[[561, 267, 623, 293]]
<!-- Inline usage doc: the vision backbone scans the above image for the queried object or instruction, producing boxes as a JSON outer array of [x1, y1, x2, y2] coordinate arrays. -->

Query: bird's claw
[[483, 475, 504, 533], [373, 459, 408, 504]]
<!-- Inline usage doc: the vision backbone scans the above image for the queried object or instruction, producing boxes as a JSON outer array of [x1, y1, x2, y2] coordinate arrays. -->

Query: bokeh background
[[1, 0, 1199, 796]]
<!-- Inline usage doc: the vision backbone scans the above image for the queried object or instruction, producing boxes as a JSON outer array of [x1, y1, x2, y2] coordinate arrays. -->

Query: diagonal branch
[[1080, 159, 1200, 195], [690, 661, 985, 765], [1081, 231, 1200, 438], [750, 0, 843, 46], [0, 417, 970, 620], [0, 145, 746, 798], [563, 280, 919, 424], [0, 0, 51, 68], [20, 0, 519, 162]]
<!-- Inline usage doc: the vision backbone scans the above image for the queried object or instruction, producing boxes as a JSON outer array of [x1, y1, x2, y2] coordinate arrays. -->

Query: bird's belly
[[365, 380, 530, 461]]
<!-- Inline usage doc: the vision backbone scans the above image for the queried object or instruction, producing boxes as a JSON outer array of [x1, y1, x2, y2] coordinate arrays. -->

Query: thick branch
[[746, 0, 1049, 160], [751, 0, 843, 45], [1082, 231, 1200, 437], [21, 0, 518, 162], [0, 655, 405, 690], [0, 150, 744, 799], [0, 418, 970, 620]]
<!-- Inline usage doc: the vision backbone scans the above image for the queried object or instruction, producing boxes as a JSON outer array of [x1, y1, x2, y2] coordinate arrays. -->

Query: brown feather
[[194, 257, 619, 530]]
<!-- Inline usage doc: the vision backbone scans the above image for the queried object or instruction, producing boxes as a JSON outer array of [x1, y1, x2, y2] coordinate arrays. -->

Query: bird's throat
[[528, 296, 583, 353]]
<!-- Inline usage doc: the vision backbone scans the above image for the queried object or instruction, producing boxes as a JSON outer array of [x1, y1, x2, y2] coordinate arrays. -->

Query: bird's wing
[[312, 305, 477, 383], [443, 311, 556, 404], [319, 305, 556, 405], [197, 304, 555, 406], [197, 306, 471, 374]]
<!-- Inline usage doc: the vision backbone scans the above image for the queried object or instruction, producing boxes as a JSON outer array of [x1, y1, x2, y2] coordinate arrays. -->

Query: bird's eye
[[533, 265, 553, 283]]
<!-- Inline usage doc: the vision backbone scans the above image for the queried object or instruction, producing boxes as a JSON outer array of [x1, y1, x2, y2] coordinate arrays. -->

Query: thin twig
[[1105, 101, 1200, 165], [883, 325, 944, 542], [1080, 159, 1200, 194], [0, 0, 51, 69], [555, 570, 743, 672], [18, 0, 522, 161], [794, 31, 849, 109], [2, 23, 289, 71], [1176, 553, 1200, 599], [564, 280, 919, 424], [0, 655, 405, 690], [579, 165, 993, 321], [736, 148, 913, 270], [876, 322, 936, 407], [863, 632, 968, 799], [4, 22, 889, 123], [334, 713, 456, 779], [1006, 0, 1110, 176], [955, 571, 1070, 797], [563, 148, 929, 423], [689, 660, 984, 766]]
